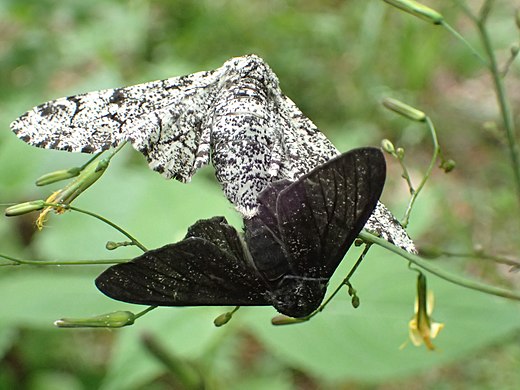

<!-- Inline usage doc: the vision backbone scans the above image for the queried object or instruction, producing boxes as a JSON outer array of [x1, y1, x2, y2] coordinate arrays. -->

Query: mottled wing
[[364, 202, 417, 254], [10, 69, 223, 182], [275, 95, 339, 180], [275, 96, 416, 254], [95, 217, 269, 306], [276, 147, 386, 278]]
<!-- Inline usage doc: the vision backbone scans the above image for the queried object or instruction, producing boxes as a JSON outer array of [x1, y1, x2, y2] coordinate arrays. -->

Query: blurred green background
[[1, 0, 520, 389]]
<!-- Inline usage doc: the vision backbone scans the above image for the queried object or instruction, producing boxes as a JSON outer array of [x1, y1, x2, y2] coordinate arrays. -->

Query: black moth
[[95, 147, 386, 318]]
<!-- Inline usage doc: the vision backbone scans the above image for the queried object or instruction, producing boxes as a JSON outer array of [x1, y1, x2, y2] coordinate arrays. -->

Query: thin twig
[[475, 3, 520, 211], [359, 231, 520, 301], [441, 20, 488, 66], [438, 250, 520, 268], [0, 253, 127, 266], [46, 203, 148, 252], [401, 117, 440, 227]]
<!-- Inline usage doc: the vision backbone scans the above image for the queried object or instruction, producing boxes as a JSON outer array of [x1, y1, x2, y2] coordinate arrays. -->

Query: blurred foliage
[[1, 0, 520, 389]]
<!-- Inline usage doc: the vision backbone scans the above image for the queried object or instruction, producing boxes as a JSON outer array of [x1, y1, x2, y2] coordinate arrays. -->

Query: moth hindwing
[[96, 147, 386, 318]]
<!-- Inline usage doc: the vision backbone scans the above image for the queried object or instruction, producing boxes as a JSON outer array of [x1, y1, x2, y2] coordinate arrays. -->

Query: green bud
[[271, 315, 306, 326], [396, 147, 405, 159], [35, 167, 81, 186], [381, 139, 396, 154], [351, 295, 360, 308], [383, 98, 426, 122], [482, 121, 498, 132], [51, 158, 109, 206], [54, 310, 135, 328], [440, 159, 456, 173], [106, 241, 119, 250], [213, 311, 233, 327], [5, 200, 45, 216], [384, 0, 444, 25], [106, 241, 133, 250]]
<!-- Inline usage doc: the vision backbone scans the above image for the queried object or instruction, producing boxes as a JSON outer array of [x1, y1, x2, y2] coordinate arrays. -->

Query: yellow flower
[[405, 272, 444, 350]]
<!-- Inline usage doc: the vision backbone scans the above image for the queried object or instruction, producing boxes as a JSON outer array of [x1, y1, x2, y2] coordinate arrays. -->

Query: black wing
[[95, 217, 270, 306], [241, 148, 385, 318], [276, 147, 386, 278], [243, 180, 293, 282]]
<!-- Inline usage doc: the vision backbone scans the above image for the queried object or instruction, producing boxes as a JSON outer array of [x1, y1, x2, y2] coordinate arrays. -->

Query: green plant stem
[[77, 142, 125, 171], [321, 245, 372, 309], [134, 306, 157, 320], [141, 332, 202, 389], [359, 231, 520, 301], [437, 250, 520, 268], [397, 158, 414, 195], [79, 151, 104, 170], [297, 244, 373, 322], [501, 47, 519, 77], [452, 0, 479, 23], [440, 20, 488, 66], [45, 202, 148, 252], [0, 252, 127, 266], [479, 0, 495, 22], [401, 117, 439, 227], [108, 141, 127, 159], [476, 15, 520, 211]]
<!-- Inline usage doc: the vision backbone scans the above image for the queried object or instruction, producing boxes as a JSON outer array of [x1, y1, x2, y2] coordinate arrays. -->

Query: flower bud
[[271, 315, 305, 325], [440, 159, 456, 173], [383, 97, 426, 122], [384, 0, 444, 25], [54, 310, 135, 328], [405, 272, 444, 350], [36, 158, 109, 229], [381, 139, 396, 154], [351, 295, 360, 308], [213, 311, 233, 327], [54, 159, 108, 205], [106, 241, 119, 250], [105, 241, 133, 250], [5, 200, 45, 216], [35, 167, 81, 186]]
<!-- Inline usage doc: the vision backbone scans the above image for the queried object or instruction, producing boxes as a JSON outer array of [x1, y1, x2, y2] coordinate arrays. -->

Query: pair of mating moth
[[11, 55, 415, 318]]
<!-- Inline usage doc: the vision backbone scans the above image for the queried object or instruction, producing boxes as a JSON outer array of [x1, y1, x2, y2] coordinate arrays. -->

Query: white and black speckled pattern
[[10, 55, 416, 253]]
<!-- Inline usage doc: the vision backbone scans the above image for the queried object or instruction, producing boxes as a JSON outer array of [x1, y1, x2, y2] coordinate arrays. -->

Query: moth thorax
[[271, 276, 327, 318]]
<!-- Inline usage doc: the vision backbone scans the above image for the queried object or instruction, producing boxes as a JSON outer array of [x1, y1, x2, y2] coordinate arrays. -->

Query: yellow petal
[[426, 290, 435, 316], [408, 318, 423, 346], [430, 321, 445, 339], [423, 335, 436, 351]]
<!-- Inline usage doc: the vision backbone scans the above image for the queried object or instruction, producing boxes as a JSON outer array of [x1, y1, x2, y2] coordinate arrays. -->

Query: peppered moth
[[10, 54, 416, 253], [96, 148, 386, 317]]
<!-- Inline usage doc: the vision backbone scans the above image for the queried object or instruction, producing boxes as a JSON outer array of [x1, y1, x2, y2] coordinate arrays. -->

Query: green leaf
[[0, 325, 17, 360], [0, 268, 130, 327], [34, 148, 240, 260], [99, 307, 230, 390], [244, 246, 520, 382]]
